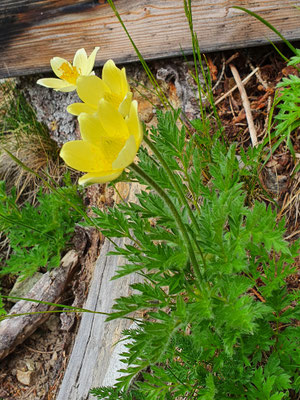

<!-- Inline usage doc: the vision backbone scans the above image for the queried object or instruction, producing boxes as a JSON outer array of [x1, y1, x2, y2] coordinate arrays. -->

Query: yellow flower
[[67, 59, 132, 117], [60, 99, 143, 185], [37, 47, 100, 92]]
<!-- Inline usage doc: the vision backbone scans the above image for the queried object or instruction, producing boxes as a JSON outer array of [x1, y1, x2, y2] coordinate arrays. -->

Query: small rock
[[49, 351, 58, 368], [16, 369, 35, 386]]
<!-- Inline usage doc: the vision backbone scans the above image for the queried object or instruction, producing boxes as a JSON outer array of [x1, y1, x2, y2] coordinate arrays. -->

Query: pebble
[[16, 369, 35, 386]]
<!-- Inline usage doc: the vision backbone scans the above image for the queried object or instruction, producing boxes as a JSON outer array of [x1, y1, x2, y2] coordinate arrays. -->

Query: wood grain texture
[[1, 0, 300, 78], [56, 238, 142, 400], [57, 182, 143, 399]]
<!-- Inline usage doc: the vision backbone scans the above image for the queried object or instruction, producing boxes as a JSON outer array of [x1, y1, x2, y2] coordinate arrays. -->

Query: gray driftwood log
[[0, 250, 79, 360], [57, 182, 142, 400]]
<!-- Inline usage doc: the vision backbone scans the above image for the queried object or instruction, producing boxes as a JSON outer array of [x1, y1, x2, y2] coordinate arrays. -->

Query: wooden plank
[[57, 182, 143, 399], [1, 0, 300, 79], [56, 238, 142, 400]]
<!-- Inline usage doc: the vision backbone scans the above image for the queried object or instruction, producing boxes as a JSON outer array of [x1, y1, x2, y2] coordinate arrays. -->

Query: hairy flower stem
[[129, 163, 203, 286], [143, 135, 207, 268]]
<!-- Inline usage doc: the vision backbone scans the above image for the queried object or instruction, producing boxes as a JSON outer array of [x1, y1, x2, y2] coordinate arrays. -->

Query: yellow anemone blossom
[[60, 99, 143, 185], [67, 59, 132, 117], [37, 47, 100, 92]]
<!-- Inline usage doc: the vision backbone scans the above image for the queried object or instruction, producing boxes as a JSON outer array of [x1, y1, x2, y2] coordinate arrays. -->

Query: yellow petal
[[112, 135, 137, 170], [76, 75, 110, 108], [50, 57, 79, 84], [67, 103, 96, 116], [60, 140, 108, 172], [78, 113, 106, 146], [86, 47, 100, 75], [50, 57, 70, 78], [125, 100, 143, 147], [73, 48, 88, 75], [58, 85, 77, 93], [78, 169, 122, 185], [97, 99, 128, 140], [120, 67, 130, 96], [99, 135, 128, 165], [37, 78, 75, 91], [118, 91, 133, 117], [102, 60, 125, 95], [103, 92, 123, 109], [78, 109, 126, 163]]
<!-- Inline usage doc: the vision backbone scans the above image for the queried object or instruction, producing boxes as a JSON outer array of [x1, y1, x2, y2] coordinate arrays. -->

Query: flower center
[[58, 62, 80, 84], [104, 92, 123, 109]]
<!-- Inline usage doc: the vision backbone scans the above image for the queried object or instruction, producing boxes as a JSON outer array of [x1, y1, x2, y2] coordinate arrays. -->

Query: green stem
[[183, 163, 201, 214], [129, 163, 203, 286], [232, 6, 298, 55], [184, 0, 206, 128], [1, 295, 139, 322], [106, 0, 170, 110], [143, 135, 206, 268]]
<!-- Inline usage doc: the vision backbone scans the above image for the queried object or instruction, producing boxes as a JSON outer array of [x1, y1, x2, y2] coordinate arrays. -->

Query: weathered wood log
[[0, 250, 79, 360], [1, 0, 300, 79], [57, 182, 142, 400]]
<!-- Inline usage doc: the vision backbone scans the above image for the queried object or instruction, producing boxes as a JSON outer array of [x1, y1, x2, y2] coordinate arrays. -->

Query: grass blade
[[232, 6, 298, 55]]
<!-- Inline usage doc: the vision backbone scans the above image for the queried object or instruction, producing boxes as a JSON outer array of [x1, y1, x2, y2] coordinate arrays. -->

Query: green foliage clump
[[90, 111, 299, 400], [0, 179, 83, 279], [272, 57, 300, 157]]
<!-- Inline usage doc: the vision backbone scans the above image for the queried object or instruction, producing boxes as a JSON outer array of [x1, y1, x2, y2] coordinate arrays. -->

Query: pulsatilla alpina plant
[[39, 50, 299, 399]]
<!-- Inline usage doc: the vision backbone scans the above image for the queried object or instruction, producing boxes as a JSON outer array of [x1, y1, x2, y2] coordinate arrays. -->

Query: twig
[[229, 64, 258, 147], [250, 288, 266, 303], [24, 344, 56, 354], [225, 52, 240, 65], [277, 188, 300, 220], [214, 67, 259, 106], [212, 55, 226, 92], [248, 60, 269, 90], [23, 387, 35, 399], [228, 96, 237, 118], [284, 230, 300, 240], [261, 96, 273, 139]]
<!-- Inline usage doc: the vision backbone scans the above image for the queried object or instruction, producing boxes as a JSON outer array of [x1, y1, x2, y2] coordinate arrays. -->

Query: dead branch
[[0, 251, 79, 360]]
